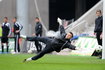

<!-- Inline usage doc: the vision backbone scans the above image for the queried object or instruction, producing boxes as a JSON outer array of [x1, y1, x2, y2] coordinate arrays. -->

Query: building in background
[[0, 0, 100, 33]]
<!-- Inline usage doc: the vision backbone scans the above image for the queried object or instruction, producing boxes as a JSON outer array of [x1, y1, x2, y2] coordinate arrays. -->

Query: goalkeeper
[[21, 18, 77, 62]]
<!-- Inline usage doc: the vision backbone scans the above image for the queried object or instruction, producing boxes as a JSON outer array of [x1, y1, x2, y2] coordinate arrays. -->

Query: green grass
[[0, 54, 105, 70]]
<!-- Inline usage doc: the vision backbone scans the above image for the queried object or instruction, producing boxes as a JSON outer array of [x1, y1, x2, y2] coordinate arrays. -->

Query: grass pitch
[[0, 54, 105, 70]]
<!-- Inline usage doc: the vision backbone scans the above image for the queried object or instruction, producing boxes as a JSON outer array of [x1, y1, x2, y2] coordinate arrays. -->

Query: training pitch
[[0, 54, 105, 70]]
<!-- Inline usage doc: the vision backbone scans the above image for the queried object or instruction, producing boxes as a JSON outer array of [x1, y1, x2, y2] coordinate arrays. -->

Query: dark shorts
[[1, 37, 8, 43]]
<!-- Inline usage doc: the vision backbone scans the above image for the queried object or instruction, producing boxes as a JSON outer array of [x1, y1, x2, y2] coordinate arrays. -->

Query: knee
[[39, 52, 45, 56], [69, 45, 76, 50], [38, 51, 47, 57], [31, 52, 45, 60]]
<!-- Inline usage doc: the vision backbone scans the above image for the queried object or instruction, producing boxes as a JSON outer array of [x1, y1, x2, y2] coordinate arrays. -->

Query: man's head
[[35, 17, 40, 23], [12, 17, 17, 23], [65, 32, 73, 39], [3, 17, 8, 23], [96, 10, 102, 17]]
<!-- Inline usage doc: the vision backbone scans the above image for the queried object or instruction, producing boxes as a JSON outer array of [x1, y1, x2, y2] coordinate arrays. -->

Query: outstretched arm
[[57, 18, 66, 38], [64, 43, 76, 50], [59, 25, 66, 38], [59, 25, 66, 34]]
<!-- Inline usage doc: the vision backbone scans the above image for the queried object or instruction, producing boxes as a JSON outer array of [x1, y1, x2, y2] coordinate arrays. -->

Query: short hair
[[4, 17, 8, 20], [69, 32, 73, 38], [96, 10, 102, 14], [14, 17, 17, 20], [35, 17, 39, 20]]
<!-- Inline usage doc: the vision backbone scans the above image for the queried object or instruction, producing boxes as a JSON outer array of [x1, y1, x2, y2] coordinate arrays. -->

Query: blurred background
[[0, 0, 103, 56], [0, 0, 100, 35]]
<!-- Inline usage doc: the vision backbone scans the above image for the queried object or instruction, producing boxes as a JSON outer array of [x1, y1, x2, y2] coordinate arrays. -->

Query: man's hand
[[94, 33, 96, 35], [57, 17, 62, 25], [8, 36, 11, 38], [16, 30, 20, 33], [32, 33, 36, 36], [100, 33, 102, 39], [12, 28, 14, 32]]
